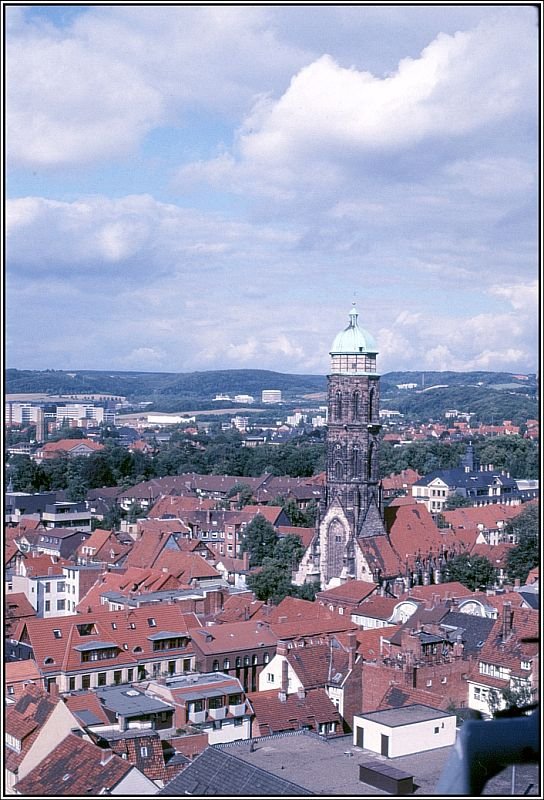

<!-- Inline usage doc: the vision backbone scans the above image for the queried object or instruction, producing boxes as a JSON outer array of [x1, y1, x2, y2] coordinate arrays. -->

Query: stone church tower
[[296, 304, 387, 589]]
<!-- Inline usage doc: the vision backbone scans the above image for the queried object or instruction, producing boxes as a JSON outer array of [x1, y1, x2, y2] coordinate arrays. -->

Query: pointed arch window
[[369, 387, 375, 422], [334, 460, 343, 480], [352, 449, 360, 477], [367, 442, 374, 479], [335, 391, 343, 420], [352, 391, 360, 420]]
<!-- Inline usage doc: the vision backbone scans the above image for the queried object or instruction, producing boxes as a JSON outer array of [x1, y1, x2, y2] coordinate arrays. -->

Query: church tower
[[318, 304, 386, 587]]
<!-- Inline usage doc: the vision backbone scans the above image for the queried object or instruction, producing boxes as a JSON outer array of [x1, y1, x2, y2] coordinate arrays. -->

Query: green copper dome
[[330, 305, 378, 354]]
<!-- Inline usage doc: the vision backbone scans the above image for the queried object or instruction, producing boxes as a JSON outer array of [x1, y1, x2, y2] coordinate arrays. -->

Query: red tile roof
[[215, 595, 265, 624], [189, 619, 277, 655], [64, 691, 111, 726], [248, 687, 342, 735], [15, 605, 200, 676], [258, 597, 357, 640], [13, 733, 133, 795], [148, 495, 215, 517], [277, 526, 316, 550], [317, 580, 377, 604], [355, 626, 402, 661]]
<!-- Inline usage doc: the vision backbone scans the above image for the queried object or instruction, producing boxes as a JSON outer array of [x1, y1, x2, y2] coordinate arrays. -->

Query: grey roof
[[440, 611, 495, 653], [73, 640, 118, 652], [358, 704, 452, 727], [413, 467, 518, 492], [95, 685, 174, 717], [159, 746, 313, 796], [146, 630, 188, 641], [518, 591, 539, 610]]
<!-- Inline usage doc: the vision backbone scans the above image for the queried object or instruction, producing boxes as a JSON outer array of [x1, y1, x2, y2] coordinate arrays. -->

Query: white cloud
[[6, 6, 310, 168]]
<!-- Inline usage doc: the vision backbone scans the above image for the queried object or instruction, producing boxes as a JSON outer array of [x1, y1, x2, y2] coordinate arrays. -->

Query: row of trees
[[8, 428, 537, 501]]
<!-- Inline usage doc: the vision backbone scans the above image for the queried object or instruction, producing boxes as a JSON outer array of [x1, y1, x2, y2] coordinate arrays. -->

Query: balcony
[[208, 706, 227, 721], [229, 702, 246, 717], [188, 709, 206, 724]]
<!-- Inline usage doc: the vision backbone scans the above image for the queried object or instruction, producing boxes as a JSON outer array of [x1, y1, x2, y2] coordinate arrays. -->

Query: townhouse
[[10, 605, 201, 693], [188, 619, 278, 692]]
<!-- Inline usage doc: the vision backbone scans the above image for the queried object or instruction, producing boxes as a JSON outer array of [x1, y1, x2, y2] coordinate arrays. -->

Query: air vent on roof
[[125, 689, 140, 696]]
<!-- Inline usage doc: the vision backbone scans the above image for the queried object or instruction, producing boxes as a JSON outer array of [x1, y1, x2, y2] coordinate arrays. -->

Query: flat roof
[[213, 730, 455, 796], [356, 704, 452, 727]]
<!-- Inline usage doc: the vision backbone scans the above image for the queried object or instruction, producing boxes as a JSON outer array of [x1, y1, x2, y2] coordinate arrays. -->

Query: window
[[208, 696, 224, 710], [57, 599, 65, 611], [140, 747, 148, 758], [127, 669, 134, 682], [434, 727, 439, 734], [252, 655, 258, 665], [45, 600, 51, 612], [147, 618, 157, 627], [111, 622, 117, 630], [57, 582, 65, 592], [45, 582, 51, 593], [114, 671, 122, 685], [521, 660, 531, 670], [244, 655, 250, 666], [263, 652, 269, 664], [190, 700, 203, 712], [53, 629, 62, 639], [223, 659, 230, 670], [234, 717, 243, 727], [426, 680, 432, 687], [98, 672, 107, 686], [236, 657, 242, 668], [69, 677, 76, 691], [82, 674, 91, 689], [441, 677, 447, 684], [474, 687, 481, 699], [7, 685, 14, 695], [153, 662, 161, 676], [213, 660, 219, 671], [267, 673, 274, 683]]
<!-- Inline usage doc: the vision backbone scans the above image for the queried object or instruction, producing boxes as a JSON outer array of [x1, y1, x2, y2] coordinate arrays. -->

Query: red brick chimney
[[501, 601, 513, 641], [346, 631, 357, 671]]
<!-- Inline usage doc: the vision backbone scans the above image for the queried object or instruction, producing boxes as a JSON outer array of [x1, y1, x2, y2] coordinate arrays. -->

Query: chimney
[[346, 631, 357, 671], [297, 685, 306, 700], [100, 750, 113, 766], [281, 658, 289, 695], [502, 601, 513, 641], [278, 690, 287, 703]]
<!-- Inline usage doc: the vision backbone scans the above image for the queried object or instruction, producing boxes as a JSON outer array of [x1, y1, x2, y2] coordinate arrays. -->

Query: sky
[[5, 3, 540, 376]]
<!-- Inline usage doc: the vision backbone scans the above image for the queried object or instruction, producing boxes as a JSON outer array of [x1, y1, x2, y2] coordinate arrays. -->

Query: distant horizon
[[5, 365, 538, 378]]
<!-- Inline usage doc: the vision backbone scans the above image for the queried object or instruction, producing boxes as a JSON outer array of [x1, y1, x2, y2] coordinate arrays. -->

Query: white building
[[353, 705, 456, 757], [261, 390, 282, 403], [234, 394, 255, 404]]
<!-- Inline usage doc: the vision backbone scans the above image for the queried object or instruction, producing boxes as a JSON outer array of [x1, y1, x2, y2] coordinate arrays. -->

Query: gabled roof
[[285, 640, 351, 688], [5, 685, 62, 771], [40, 438, 105, 454], [248, 687, 342, 735], [476, 606, 539, 672], [257, 597, 357, 639], [148, 495, 215, 517], [214, 594, 264, 623], [188, 619, 277, 655], [64, 691, 111, 727], [14, 605, 199, 675], [13, 733, 134, 795], [316, 579, 377, 604]]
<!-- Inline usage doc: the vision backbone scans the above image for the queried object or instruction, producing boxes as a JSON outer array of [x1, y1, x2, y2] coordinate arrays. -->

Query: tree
[[505, 505, 539, 584], [240, 514, 278, 567], [444, 553, 496, 591], [443, 494, 473, 510], [274, 534, 305, 570], [247, 558, 294, 603]]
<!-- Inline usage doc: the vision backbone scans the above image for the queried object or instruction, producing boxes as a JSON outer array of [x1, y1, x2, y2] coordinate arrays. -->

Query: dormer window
[[53, 629, 62, 639], [147, 618, 157, 627], [521, 660, 531, 670]]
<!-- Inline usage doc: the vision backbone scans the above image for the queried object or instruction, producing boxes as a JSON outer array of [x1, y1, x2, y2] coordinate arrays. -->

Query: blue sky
[[5, 4, 539, 375]]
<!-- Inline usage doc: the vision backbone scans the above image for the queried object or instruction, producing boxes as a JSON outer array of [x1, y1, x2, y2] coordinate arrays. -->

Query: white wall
[[353, 713, 456, 757]]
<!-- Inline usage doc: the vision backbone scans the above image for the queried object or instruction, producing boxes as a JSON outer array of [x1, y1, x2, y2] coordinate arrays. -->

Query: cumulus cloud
[[6, 6, 310, 168], [178, 12, 536, 196]]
